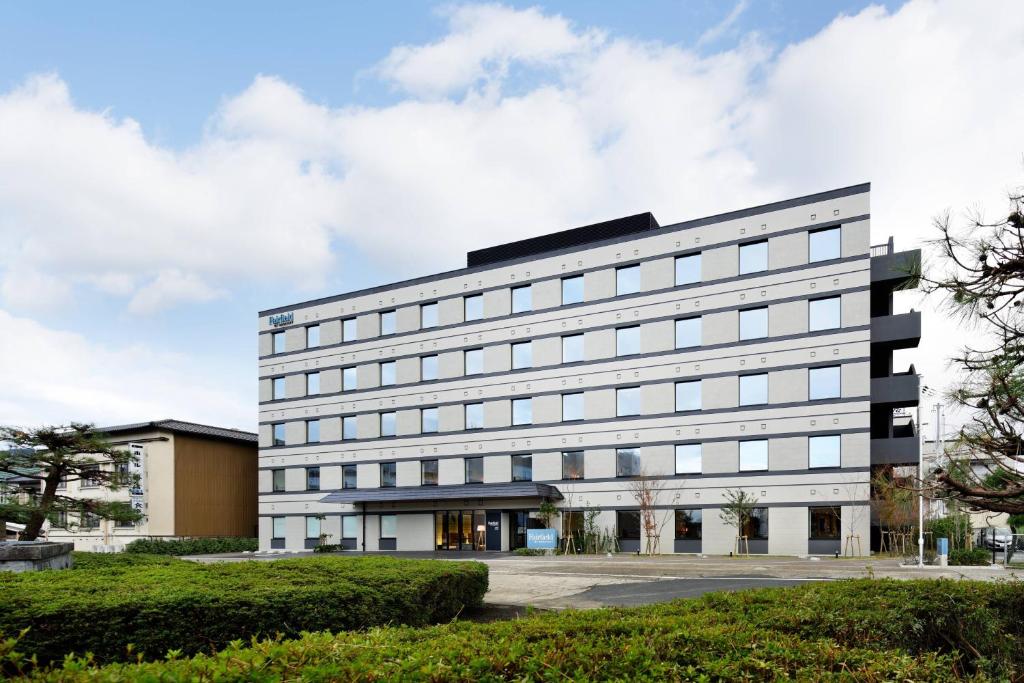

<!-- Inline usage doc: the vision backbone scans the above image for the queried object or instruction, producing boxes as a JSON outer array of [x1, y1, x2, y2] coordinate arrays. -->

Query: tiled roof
[[95, 420, 257, 444]]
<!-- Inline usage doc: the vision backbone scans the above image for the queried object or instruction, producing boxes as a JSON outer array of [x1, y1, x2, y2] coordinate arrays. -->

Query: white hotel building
[[257, 184, 920, 555]]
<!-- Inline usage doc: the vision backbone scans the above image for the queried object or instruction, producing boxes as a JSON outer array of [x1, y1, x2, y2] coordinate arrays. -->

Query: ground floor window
[[743, 507, 769, 539], [305, 515, 321, 539], [809, 506, 841, 539], [434, 510, 486, 551], [380, 514, 397, 539], [272, 516, 285, 539], [341, 516, 358, 539], [562, 510, 584, 551], [675, 509, 702, 539], [510, 510, 546, 551], [617, 510, 641, 540]]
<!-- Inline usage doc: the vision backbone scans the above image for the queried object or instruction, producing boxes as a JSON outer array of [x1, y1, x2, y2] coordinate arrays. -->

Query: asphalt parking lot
[[188, 550, 1021, 609]]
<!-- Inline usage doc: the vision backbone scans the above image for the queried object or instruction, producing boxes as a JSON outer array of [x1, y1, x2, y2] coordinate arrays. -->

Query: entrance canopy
[[319, 482, 562, 505]]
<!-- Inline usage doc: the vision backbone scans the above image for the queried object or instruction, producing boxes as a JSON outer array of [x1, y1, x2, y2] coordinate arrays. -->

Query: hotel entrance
[[434, 510, 501, 551]]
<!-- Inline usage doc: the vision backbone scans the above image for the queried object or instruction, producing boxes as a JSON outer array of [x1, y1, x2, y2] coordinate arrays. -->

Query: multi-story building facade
[[258, 183, 920, 555], [45, 420, 258, 551]]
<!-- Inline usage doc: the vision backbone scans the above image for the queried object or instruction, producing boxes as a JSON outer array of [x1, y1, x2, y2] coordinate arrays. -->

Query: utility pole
[[917, 399, 924, 567]]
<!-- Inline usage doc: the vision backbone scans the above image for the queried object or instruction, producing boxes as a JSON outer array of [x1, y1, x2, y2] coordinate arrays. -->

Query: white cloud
[[0, 309, 252, 429], [128, 269, 227, 315], [0, 0, 1022, 408], [697, 0, 750, 47]]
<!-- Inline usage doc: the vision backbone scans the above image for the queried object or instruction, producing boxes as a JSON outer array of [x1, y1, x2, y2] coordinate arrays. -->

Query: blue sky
[[0, 1, 1019, 429]]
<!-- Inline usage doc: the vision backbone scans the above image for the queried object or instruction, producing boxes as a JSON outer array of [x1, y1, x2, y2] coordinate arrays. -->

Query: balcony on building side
[[870, 365, 920, 408], [870, 310, 921, 350]]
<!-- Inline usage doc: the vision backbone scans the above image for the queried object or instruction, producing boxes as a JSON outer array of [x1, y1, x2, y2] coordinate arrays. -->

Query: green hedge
[[0, 553, 488, 665], [4, 579, 1022, 681], [123, 537, 258, 555], [950, 548, 992, 565]]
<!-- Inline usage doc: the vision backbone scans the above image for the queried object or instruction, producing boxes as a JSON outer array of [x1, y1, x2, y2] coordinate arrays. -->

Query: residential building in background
[[258, 183, 920, 555], [45, 420, 258, 551]]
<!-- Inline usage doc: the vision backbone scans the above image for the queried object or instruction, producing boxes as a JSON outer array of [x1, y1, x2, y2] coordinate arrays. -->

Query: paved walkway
[[185, 551, 1022, 609]]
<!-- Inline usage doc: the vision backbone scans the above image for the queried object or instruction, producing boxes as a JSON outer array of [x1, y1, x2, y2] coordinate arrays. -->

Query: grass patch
[[0, 552, 487, 665], [3, 578, 1022, 681]]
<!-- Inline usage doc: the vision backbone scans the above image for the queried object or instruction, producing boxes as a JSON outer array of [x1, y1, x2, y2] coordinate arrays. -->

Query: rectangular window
[[272, 377, 286, 400], [675, 317, 701, 349], [809, 434, 841, 468], [465, 402, 484, 429], [380, 462, 396, 488], [512, 454, 533, 482], [421, 459, 438, 486], [511, 341, 532, 369], [306, 325, 320, 348], [380, 411, 396, 437], [739, 240, 768, 274], [511, 284, 532, 313], [272, 331, 285, 354], [617, 510, 641, 540], [272, 468, 285, 492], [562, 275, 584, 305], [675, 380, 701, 412], [745, 507, 769, 539], [562, 451, 584, 480], [616, 264, 641, 296], [421, 354, 438, 381], [464, 294, 484, 321], [616, 326, 640, 356], [305, 419, 321, 444], [342, 317, 357, 342], [562, 334, 584, 363], [809, 297, 841, 332], [379, 361, 396, 386], [306, 466, 320, 491], [272, 423, 286, 446], [616, 386, 640, 417], [809, 506, 841, 539], [342, 464, 357, 489], [739, 373, 768, 406], [675, 509, 702, 539], [562, 392, 584, 421], [81, 465, 101, 488], [465, 456, 483, 483], [420, 302, 438, 328], [512, 398, 532, 426], [342, 367, 357, 391], [675, 443, 702, 474], [306, 372, 320, 395], [342, 516, 358, 539], [380, 310, 396, 335], [272, 516, 286, 539], [342, 416, 357, 440], [421, 407, 439, 433], [616, 447, 641, 477], [306, 516, 321, 539], [809, 227, 841, 262], [464, 348, 484, 375], [380, 514, 397, 539], [809, 366, 841, 400], [739, 307, 768, 340], [675, 253, 701, 285], [739, 439, 769, 471]]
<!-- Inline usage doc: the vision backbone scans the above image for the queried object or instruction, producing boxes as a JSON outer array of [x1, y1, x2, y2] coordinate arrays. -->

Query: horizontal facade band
[[257, 498, 872, 517], [257, 358, 871, 430], [258, 425, 871, 468], [259, 248, 869, 362], [259, 200, 869, 318], [258, 285, 870, 392]]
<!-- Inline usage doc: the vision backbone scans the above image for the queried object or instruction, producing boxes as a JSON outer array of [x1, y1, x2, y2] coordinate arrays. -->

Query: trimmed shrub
[[4, 579, 1021, 681], [949, 547, 991, 566], [312, 543, 346, 553], [0, 553, 487, 665], [123, 537, 258, 555]]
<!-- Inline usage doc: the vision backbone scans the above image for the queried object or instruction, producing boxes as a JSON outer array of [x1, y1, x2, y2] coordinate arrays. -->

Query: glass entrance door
[[435, 509, 489, 551]]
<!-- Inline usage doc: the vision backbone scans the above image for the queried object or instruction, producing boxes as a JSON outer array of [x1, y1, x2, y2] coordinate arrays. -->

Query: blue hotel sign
[[269, 312, 294, 327], [526, 528, 558, 550]]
